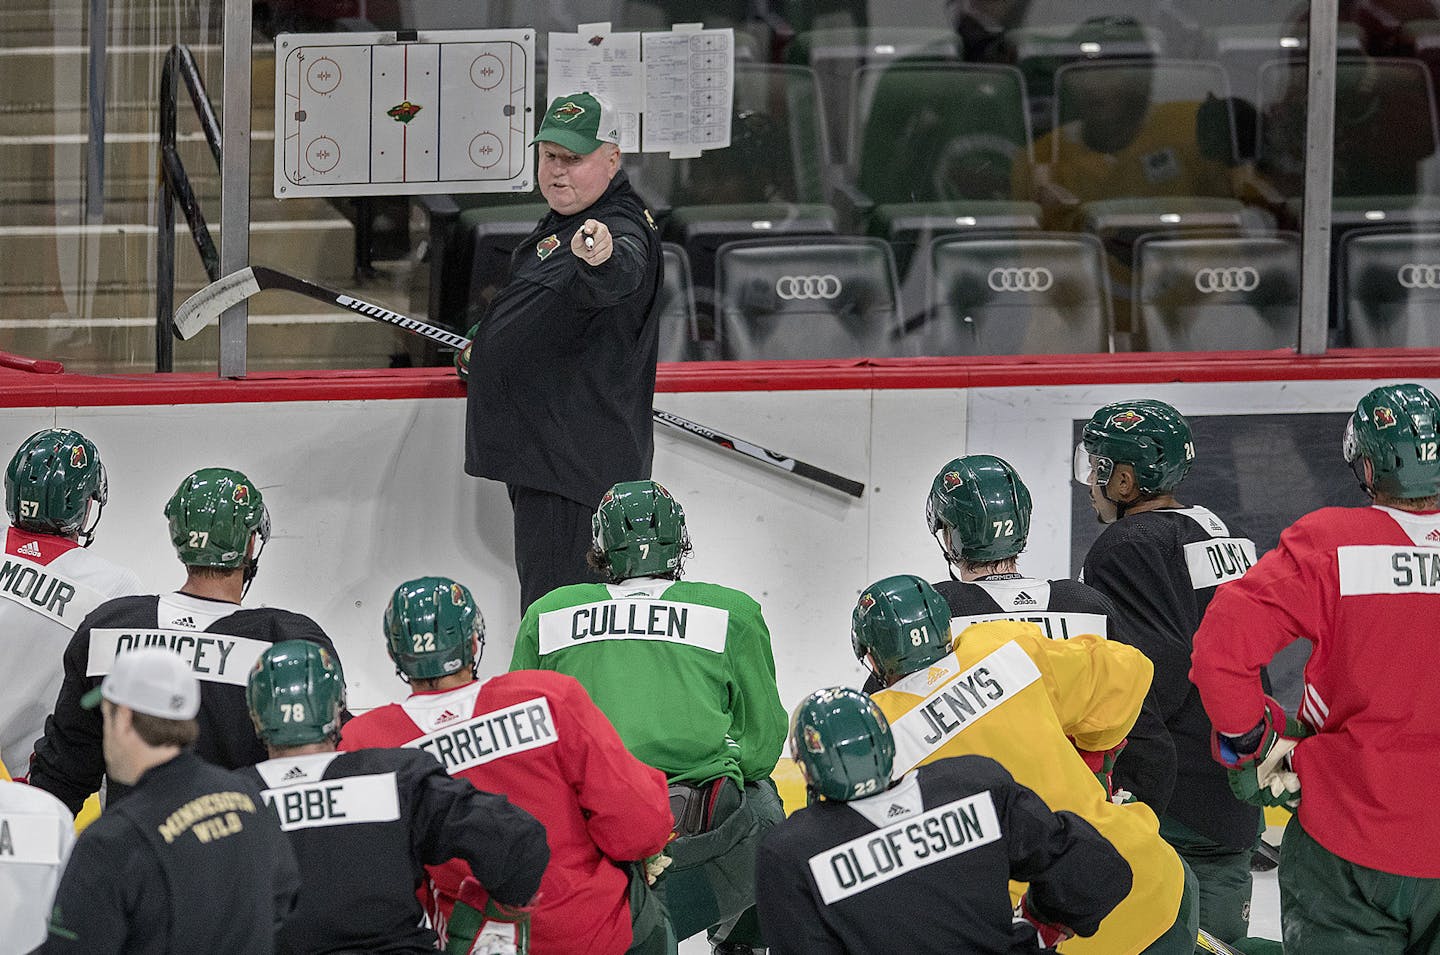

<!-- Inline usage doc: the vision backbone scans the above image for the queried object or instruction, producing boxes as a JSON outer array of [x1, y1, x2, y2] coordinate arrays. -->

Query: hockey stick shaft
[[651, 409, 865, 498], [172, 267, 866, 497]]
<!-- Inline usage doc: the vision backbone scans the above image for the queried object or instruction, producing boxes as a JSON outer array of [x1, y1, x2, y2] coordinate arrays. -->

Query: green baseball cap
[[531, 91, 620, 155]]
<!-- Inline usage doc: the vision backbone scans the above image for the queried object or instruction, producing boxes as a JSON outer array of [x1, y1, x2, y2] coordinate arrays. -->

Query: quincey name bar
[[87, 630, 270, 687]]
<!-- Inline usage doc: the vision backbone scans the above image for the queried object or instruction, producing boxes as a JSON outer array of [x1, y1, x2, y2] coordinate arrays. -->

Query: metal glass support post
[[219, 0, 253, 377], [85, 0, 108, 224], [1298, 0, 1339, 355]]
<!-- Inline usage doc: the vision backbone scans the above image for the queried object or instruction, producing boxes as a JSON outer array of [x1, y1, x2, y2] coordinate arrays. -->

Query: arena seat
[[636, 63, 838, 314], [715, 237, 903, 359], [918, 232, 1112, 355], [657, 243, 708, 362], [1339, 227, 1440, 347], [786, 27, 959, 164], [1256, 57, 1439, 202], [852, 63, 1031, 208], [1132, 231, 1301, 351]]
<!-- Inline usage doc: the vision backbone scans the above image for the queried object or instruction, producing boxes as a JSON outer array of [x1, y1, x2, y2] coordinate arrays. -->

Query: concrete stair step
[[0, 219, 359, 290], [4, 317, 414, 374], [0, 103, 274, 137], [0, 130, 277, 202], [0, 6, 226, 42], [1, 44, 272, 112], [2, 195, 342, 228]]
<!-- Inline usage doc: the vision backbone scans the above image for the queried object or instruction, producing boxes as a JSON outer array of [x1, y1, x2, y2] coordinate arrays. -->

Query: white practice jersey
[[0, 527, 142, 776], [0, 779, 76, 952]]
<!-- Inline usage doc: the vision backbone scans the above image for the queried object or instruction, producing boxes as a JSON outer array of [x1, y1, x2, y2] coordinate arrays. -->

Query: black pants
[[507, 484, 604, 613]]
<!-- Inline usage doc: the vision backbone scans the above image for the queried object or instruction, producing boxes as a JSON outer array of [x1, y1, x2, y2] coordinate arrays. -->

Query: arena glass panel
[[19, 0, 1440, 371]]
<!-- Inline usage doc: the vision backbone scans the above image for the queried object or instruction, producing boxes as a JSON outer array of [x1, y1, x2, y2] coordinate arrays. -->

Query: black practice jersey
[[931, 574, 1178, 814], [30, 592, 340, 814], [42, 752, 300, 955], [755, 755, 1131, 955], [1081, 505, 1261, 849], [241, 747, 548, 955]]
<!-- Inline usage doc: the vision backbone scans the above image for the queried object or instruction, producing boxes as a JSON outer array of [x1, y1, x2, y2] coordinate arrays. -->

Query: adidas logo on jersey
[[1427, 528, 1440, 543], [17, 540, 43, 558], [886, 803, 909, 818], [281, 766, 307, 781], [925, 665, 949, 686], [1013, 591, 1038, 607], [170, 615, 197, 629], [434, 709, 461, 726]]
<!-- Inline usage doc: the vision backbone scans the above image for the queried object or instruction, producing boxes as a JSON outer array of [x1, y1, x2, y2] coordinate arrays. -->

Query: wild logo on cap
[[1374, 407, 1398, 429], [70, 445, 87, 468], [233, 483, 250, 504], [942, 470, 963, 491], [552, 101, 586, 123]]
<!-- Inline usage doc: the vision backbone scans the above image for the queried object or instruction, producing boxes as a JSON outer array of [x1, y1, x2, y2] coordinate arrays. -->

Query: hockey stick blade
[[1196, 930, 1244, 955], [173, 267, 261, 340], [652, 408, 865, 498]]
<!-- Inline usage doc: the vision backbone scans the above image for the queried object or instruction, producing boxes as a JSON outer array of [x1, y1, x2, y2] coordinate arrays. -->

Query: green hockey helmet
[[591, 480, 690, 580], [851, 574, 954, 685], [165, 467, 270, 570], [5, 428, 108, 543], [1076, 399, 1196, 496], [926, 454, 1032, 564], [790, 687, 896, 802], [1344, 383, 1440, 499], [246, 639, 346, 747], [384, 576, 484, 681]]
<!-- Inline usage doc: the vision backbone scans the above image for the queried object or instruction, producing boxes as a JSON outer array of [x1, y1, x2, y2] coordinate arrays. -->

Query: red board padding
[[0, 350, 1437, 408]]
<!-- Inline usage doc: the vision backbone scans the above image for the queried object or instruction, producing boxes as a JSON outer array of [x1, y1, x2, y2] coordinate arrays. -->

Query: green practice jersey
[[511, 578, 786, 786]]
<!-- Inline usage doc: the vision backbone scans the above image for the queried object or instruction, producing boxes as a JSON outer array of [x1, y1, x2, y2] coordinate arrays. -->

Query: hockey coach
[[457, 91, 665, 615]]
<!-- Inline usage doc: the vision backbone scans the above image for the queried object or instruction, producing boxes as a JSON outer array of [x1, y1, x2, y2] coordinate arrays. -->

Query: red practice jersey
[[1192, 505, 1440, 876], [339, 670, 671, 954]]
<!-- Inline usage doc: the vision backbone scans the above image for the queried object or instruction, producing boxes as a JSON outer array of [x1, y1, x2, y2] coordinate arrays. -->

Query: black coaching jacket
[[41, 751, 300, 954], [464, 168, 664, 507]]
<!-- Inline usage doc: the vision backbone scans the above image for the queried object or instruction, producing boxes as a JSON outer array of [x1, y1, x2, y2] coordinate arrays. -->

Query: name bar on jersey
[[951, 612, 1108, 641], [0, 554, 106, 627], [87, 629, 270, 686], [537, 599, 729, 655], [0, 812, 64, 865], [1182, 537, 1257, 590], [809, 791, 1001, 904], [889, 642, 1040, 774], [404, 697, 557, 773], [1338, 544, 1440, 595], [261, 772, 401, 832]]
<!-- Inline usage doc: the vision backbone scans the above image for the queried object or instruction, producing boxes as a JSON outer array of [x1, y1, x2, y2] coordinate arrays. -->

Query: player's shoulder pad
[[1046, 578, 1116, 614], [230, 607, 335, 645], [492, 667, 586, 699], [78, 593, 162, 628], [923, 752, 1015, 791], [671, 579, 766, 614]]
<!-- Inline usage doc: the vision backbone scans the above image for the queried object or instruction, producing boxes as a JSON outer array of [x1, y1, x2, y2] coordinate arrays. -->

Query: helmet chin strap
[[78, 498, 104, 548]]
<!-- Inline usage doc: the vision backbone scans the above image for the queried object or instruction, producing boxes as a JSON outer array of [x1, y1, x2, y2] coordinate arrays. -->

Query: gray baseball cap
[[81, 647, 201, 720]]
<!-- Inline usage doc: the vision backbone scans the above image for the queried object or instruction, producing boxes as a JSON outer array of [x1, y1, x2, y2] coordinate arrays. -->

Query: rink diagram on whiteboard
[[274, 30, 535, 198]]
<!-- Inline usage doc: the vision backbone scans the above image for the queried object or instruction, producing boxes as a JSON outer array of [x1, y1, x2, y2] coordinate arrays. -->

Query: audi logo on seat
[[1193, 267, 1260, 293], [1398, 264, 1440, 289], [987, 267, 1053, 292], [775, 275, 843, 300]]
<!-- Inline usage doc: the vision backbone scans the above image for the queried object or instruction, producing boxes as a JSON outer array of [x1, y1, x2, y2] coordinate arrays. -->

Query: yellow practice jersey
[[871, 620, 1185, 955]]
